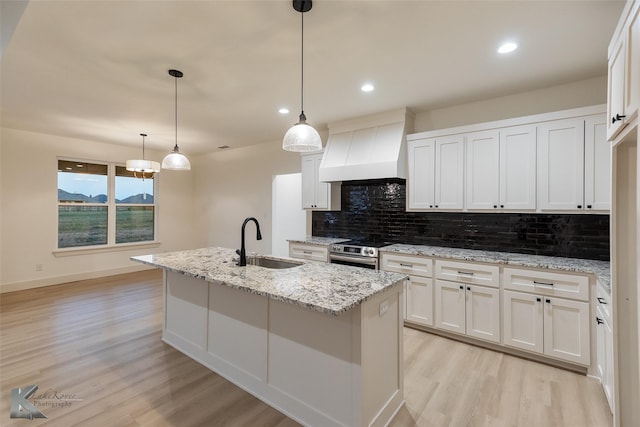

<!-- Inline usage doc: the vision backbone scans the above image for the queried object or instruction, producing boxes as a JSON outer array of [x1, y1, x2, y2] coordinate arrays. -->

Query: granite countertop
[[132, 247, 407, 316], [380, 244, 611, 293], [288, 236, 350, 246]]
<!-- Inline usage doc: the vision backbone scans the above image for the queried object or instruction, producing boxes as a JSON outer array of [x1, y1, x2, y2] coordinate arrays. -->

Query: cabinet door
[[584, 115, 610, 211], [607, 36, 626, 140], [596, 305, 606, 380], [537, 118, 585, 210], [500, 125, 537, 210], [626, 3, 640, 121], [603, 318, 614, 411], [435, 136, 464, 209], [465, 284, 500, 343], [313, 155, 330, 209], [435, 279, 465, 334], [301, 155, 317, 209], [406, 275, 434, 326], [503, 290, 543, 354], [407, 139, 436, 209], [543, 297, 590, 365], [466, 130, 499, 210]]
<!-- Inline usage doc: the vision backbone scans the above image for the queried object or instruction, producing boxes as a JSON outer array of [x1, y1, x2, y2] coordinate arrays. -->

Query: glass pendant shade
[[283, 118, 322, 152], [162, 146, 191, 170], [126, 159, 161, 173]]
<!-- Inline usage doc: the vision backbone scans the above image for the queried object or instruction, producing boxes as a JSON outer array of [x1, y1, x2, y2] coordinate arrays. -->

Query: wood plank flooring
[[0, 270, 612, 426]]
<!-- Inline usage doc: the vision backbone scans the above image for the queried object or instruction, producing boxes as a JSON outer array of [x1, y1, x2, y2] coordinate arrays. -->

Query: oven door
[[329, 253, 378, 270]]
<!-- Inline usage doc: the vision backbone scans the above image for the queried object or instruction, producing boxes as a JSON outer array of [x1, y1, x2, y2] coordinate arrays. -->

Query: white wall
[[192, 140, 300, 255], [0, 127, 197, 292], [415, 75, 607, 132]]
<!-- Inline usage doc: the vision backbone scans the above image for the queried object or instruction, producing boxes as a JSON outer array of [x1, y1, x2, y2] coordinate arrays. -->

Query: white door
[[435, 279, 465, 334], [584, 115, 610, 211], [301, 155, 317, 209], [406, 275, 434, 326], [466, 130, 499, 210], [537, 118, 585, 210], [408, 139, 435, 209], [500, 125, 537, 210], [435, 136, 464, 209], [607, 37, 626, 140], [465, 285, 500, 343], [313, 155, 329, 209], [543, 297, 590, 365], [503, 290, 543, 354]]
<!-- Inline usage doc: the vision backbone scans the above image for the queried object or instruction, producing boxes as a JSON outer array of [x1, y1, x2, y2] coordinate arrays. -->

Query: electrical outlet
[[379, 300, 389, 316], [35, 264, 43, 271]]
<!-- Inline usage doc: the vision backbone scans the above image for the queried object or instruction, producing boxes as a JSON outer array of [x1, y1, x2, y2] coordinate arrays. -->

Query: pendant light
[[282, 0, 322, 152], [162, 69, 191, 170], [126, 133, 160, 178]]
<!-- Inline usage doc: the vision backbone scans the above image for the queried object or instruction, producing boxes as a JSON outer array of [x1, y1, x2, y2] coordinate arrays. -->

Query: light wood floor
[[0, 270, 612, 426]]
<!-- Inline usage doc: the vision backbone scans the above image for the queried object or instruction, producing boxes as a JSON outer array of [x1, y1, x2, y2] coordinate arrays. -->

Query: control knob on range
[[366, 248, 375, 256]]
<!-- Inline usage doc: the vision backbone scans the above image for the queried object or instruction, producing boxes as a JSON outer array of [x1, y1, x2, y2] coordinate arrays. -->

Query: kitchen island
[[131, 247, 407, 427]]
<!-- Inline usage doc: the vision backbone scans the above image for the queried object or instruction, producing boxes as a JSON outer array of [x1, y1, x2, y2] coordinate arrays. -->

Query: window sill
[[53, 241, 161, 257]]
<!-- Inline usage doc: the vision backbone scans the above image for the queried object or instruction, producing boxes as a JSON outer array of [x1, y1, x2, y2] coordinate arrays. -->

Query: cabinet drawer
[[289, 243, 328, 263], [596, 284, 611, 323], [381, 253, 432, 277], [503, 268, 589, 302], [435, 260, 499, 288]]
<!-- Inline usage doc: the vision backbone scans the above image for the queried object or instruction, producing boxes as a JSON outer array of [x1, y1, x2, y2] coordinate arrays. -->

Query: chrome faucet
[[237, 217, 262, 266]]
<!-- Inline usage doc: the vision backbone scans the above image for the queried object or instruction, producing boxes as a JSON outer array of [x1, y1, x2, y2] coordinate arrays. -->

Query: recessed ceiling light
[[498, 42, 518, 54], [361, 83, 375, 92], [278, 108, 289, 114]]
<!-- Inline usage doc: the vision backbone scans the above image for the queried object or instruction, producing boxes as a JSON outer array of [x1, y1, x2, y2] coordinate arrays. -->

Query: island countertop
[[131, 247, 407, 316]]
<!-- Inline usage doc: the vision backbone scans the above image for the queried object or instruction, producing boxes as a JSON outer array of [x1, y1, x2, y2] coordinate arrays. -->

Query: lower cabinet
[[503, 290, 590, 366], [435, 279, 501, 343], [596, 290, 614, 412], [406, 275, 434, 326], [289, 243, 329, 262]]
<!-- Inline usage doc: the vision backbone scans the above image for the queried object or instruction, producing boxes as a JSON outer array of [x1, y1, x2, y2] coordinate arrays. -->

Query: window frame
[[54, 157, 160, 255]]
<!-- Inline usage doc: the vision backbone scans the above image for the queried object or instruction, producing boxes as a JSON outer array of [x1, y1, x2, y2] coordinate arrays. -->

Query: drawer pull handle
[[533, 281, 554, 287], [303, 251, 313, 255], [399, 263, 414, 268], [457, 271, 475, 276], [596, 317, 604, 325], [597, 297, 607, 304]]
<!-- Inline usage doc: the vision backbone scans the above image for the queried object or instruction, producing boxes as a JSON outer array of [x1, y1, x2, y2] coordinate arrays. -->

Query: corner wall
[[0, 127, 197, 292]]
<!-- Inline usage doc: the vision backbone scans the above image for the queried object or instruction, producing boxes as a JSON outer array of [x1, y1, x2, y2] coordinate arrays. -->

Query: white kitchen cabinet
[[406, 275, 434, 326], [435, 279, 500, 343], [465, 125, 536, 210], [300, 153, 340, 210], [584, 115, 611, 211], [537, 118, 585, 211], [407, 135, 464, 210], [608, 2, 640, 141], [503, 289, 590, 366], [289, 242, 329, 262]]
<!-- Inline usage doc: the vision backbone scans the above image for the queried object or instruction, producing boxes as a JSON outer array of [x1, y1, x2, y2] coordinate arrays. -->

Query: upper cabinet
[[465, 125, 536, 211], [407, 135, 464, 210], [608, 1, 640, 142], [301, 152, 341, 211], [407, 105, 609, 213]]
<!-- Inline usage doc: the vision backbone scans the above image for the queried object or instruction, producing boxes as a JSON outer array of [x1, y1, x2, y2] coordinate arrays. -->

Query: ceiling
[[0, 0, 626, 154]]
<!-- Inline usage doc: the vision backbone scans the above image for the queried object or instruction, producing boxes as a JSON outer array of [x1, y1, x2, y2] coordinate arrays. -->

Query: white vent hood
[[318, 108, 415, 182]]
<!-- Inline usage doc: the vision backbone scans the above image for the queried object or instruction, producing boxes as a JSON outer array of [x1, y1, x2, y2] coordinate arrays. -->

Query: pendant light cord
[[174, 76, 179, 151], [300, 10, 305, 119]]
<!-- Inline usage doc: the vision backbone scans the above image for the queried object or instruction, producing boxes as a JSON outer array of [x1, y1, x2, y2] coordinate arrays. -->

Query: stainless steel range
[[329, 239, 391, 270]]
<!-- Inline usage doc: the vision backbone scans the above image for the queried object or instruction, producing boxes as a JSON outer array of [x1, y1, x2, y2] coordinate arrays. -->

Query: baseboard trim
[[0, 265, 156, 293]]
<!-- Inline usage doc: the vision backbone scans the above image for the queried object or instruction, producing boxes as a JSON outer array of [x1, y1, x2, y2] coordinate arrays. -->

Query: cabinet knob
[[435, 205, 439, 208], [493, 205, 497, 208], [459, 285, 464, 290], [536, 297, 541, 302], [597, 297, 607, 304], [596, 317, 604, 325], [500, 205, 504, 208], [429, 205, 433, 208], [467, 286, 471, 291], [577, 205, 582, 209], [545, 299, 551, 304], [587, 205, 592, 209], [612, 113, 627, 123]]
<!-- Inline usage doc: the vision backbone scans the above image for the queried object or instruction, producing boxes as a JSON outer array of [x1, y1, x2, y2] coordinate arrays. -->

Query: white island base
[[162, 270, 404, 427]]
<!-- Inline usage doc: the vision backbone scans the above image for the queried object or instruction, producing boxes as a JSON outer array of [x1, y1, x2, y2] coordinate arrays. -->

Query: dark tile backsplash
[[312, 179, 610, 261]]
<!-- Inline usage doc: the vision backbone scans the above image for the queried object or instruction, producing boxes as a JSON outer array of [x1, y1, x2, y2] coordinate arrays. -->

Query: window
[[57, 159, 157, 249]]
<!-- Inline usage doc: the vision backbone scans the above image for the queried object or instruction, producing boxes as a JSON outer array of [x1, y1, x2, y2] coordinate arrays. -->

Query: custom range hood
[[318, 108, 415, 182]]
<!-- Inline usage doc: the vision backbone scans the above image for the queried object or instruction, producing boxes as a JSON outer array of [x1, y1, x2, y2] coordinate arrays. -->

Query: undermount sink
[[246, 256, 302, 269]]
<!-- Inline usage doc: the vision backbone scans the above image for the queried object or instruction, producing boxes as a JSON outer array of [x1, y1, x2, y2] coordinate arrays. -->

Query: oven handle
[[329, 254, 378, 266]]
